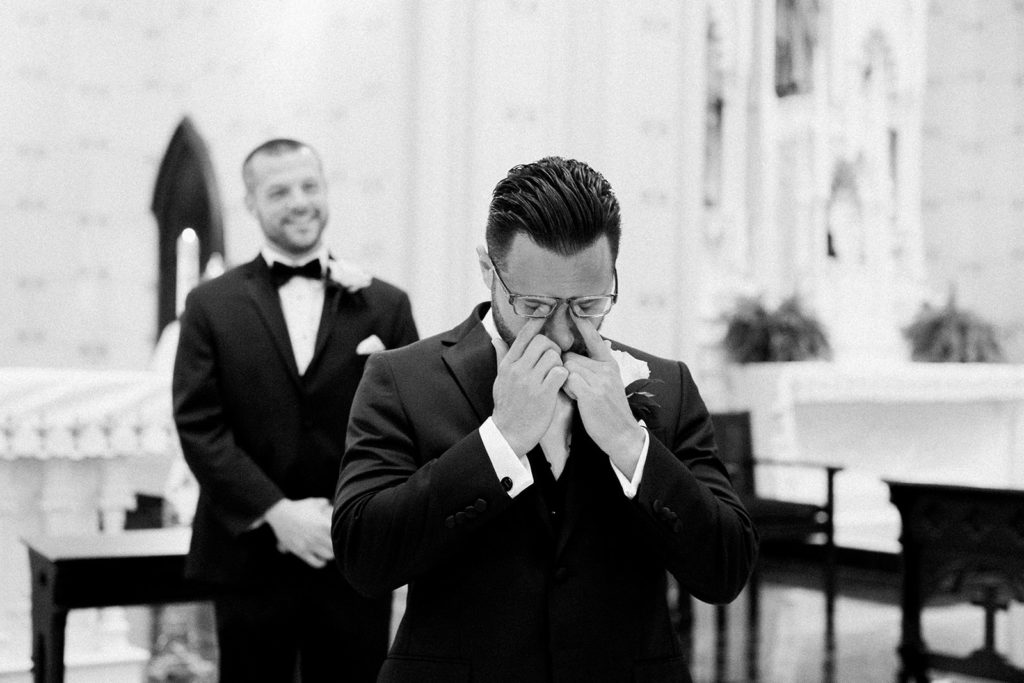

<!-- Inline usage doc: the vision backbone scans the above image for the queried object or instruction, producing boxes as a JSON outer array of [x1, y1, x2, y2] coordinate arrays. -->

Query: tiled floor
[[144, 555, 1021, 682], [687, 556, 1023, 683]]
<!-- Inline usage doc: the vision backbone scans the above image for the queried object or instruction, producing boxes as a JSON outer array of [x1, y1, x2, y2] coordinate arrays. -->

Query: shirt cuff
[[610, 422, 649, 499], [479, 417, 533, 498]]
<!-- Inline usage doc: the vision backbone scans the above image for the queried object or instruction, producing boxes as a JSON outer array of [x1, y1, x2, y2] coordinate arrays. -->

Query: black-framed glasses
[[490, 258, 618, 319]]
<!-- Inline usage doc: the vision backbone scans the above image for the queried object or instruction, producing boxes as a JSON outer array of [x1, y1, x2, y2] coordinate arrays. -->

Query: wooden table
[[887, 481, 1024, 683], [22, 528, 217, 683]]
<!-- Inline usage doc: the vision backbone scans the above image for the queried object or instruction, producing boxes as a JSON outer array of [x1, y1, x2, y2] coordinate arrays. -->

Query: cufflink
[[500, 477, 513, 492]]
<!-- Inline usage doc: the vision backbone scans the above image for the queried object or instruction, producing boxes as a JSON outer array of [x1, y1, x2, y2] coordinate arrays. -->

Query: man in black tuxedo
[[333, 156, 757, 682], [173, 138, 418, 682]]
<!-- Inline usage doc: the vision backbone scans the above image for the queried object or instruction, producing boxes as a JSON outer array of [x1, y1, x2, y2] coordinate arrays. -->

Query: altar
[[726, 360, 1024, 554], [722, 360, 1024, 666], [0, 367, 182, 682]]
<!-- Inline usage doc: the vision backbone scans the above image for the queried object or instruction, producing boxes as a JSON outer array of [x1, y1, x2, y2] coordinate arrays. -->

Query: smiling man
[[333, 156, 757, 682], [173, 139, 419, 682]]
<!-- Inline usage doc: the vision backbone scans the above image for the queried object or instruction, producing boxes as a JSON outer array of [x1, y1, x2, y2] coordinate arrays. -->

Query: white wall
[[2, 1, 420, 367], [0, 0, 708, 369], [921, 0, 1024, 361], [5, 0, 1018, 373]]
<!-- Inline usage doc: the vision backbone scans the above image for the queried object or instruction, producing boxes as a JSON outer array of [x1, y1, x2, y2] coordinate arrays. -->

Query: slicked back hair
[[242, 138, 321, 193], [485, 156, 621, 269]]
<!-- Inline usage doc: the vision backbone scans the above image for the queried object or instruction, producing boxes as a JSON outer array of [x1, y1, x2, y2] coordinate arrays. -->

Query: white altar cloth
[[727, 361, 1024, 552]]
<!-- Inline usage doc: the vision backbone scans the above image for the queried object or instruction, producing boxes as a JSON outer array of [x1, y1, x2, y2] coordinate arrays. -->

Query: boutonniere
[[327, 257, 372, 292], [608, 345, 663, 423]]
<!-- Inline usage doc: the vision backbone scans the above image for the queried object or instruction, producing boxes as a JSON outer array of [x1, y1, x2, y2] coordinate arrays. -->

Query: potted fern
[[722, 295, 832, 363], [903, 292, 1003, 363], [719, 294, 832, 444]]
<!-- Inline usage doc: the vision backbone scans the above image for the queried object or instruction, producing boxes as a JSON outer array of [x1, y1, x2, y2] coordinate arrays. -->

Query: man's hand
[[492, 315, 569, 456], [562, 317, 645, 478], [264, 497, 334, 568]]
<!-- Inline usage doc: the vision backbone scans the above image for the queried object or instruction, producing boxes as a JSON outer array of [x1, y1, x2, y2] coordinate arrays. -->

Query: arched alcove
[[151, 117, 225, 337], [774, 0, 820, 97]]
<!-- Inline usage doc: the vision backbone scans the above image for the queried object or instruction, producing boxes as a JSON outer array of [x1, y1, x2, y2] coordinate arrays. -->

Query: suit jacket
[[333, 304, 757, 683], [173, 255, 418, 585]]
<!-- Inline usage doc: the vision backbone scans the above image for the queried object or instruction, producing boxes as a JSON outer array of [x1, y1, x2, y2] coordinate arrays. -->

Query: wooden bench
[[887, 481, 1024, 683], [22, 528, 216, 683]]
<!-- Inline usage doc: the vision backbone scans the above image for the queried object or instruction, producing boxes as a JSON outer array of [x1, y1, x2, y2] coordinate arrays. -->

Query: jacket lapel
[[309, 279, 345, 370], [441, 304, 497, 423], [243, 257, 302, 387]]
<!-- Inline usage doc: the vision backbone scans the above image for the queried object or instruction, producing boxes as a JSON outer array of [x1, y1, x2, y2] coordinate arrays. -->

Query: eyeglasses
[[489, 258, 618, 319]]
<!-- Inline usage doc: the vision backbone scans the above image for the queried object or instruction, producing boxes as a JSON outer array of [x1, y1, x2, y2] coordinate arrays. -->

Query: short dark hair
[[242, 138, 321, 192], [485, 156, 621, 269]]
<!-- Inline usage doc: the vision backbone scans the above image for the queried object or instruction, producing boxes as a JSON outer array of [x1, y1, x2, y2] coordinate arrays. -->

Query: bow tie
[[270, 259, 323, 287]]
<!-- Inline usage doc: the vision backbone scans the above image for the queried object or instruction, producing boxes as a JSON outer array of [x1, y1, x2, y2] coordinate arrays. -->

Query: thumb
[[492, 337, 510, 365], [544, 365, 569, 391]]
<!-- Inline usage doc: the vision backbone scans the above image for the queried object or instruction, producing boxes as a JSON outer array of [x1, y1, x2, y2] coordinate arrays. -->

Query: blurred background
[[3, 0, 1022, 378], [2, 1, 1024, 681]]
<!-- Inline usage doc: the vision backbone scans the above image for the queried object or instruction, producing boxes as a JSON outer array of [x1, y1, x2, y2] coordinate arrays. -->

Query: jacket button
[[444, 515, 455, 529], [465, 507, 478, 520], [500, 477, 513, 492], [455, 511, 467, 525], [652, 499, 662, 512], [474, 498, 488, 512]]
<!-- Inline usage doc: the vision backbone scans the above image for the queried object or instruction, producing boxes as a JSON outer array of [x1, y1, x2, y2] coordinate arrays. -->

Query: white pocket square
[[356, 334, 386, 355]]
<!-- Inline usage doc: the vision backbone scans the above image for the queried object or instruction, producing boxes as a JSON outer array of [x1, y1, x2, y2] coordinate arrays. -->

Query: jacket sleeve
[[332, 352, 515, 597], [630, 361, 759, 604], [172, 289, 284, 535]]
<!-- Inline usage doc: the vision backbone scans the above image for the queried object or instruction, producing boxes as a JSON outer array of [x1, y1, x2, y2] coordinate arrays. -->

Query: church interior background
[[2, 0, 1024, 681]]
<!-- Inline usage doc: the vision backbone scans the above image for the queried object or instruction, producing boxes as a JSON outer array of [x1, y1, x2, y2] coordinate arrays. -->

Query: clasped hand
[[265, 497, 334, 568], [491, 315, 644, 475]]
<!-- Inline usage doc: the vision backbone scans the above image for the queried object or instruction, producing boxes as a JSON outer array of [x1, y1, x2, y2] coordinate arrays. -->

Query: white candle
[[175, 228, 200, 316]]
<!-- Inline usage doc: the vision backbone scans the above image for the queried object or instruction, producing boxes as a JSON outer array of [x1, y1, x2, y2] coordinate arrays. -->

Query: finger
[[554, 387, 574, 410], [519, 334, 562, 368], [573, 316, 612, 360], [506, 316, 548, 361], [529, 347, 563, 378], [561, 351, 594, 368], [303, 553, 327, 569], [563, 372, 587, 401], [543, 365, 569, 392], [313, 530, 334, 553], [312, 542, 335, 562], [562, 355, 598, 380]]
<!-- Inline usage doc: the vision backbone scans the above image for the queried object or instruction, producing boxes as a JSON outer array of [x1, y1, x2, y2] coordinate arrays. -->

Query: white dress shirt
[[478, 310, 649, 499], [261, 244, 329, 376]]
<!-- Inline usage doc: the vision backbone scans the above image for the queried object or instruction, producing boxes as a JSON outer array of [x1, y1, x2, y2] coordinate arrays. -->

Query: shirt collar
[[481, 307, 500, 341]]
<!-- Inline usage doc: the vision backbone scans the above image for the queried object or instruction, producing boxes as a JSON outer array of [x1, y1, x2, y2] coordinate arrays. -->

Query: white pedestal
[[0, 368, 178, 682]]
